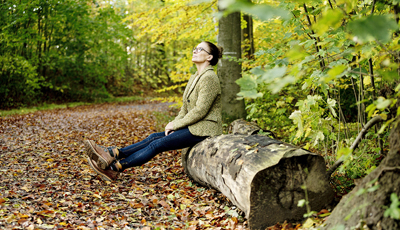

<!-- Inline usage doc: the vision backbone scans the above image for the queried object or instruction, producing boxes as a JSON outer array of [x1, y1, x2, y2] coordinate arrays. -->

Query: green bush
[[0, 55, 42, 109]]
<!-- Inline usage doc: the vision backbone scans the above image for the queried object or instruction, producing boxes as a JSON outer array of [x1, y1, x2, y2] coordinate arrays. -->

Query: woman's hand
[[165, 122, 174, 136]]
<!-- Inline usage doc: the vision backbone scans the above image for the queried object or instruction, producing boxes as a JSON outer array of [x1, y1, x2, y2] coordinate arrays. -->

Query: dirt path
[[0, 102, 247, 229]]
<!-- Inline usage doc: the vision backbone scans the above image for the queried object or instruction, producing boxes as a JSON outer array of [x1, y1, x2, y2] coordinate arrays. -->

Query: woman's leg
[[118, 131, 165, 159], [118, 128, 207, 170]]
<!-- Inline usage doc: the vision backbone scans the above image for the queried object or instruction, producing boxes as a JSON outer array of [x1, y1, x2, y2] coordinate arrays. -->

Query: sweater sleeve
[[172, 74, 219, 130], [173, 100, 188, 121]]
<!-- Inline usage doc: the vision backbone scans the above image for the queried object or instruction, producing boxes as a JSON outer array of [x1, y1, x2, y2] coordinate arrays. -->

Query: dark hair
[[204, 41, 223, 66]]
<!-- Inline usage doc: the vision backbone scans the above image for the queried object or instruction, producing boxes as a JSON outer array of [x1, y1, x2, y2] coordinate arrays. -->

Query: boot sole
[[86, 157, 113, 182], [84, 140, 109, 170]]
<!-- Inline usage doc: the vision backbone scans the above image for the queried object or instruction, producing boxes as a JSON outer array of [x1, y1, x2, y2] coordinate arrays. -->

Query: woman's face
[[192, 42, 212, 64]]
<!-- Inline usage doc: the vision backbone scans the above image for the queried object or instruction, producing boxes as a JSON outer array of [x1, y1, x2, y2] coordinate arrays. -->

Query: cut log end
[[249, 153, 333, 229]]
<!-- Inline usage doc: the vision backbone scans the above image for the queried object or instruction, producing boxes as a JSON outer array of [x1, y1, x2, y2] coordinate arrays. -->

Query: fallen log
[[182, 120, 333, 230]]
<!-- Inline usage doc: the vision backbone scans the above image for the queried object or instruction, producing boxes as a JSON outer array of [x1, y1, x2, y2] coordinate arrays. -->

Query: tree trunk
[[242, 13, 254, 60], [323, 117, 400, 229], [182, 121, 334, 230], [217, 3, 246, 123]]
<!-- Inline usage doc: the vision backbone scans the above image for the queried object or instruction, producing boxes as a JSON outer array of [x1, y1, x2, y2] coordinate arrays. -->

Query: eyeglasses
[[193, 47, 211, 55]]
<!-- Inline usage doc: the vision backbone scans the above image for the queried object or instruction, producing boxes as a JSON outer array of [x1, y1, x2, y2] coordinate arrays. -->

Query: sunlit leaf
[[237, 90, 263, 99], [289, 110, 304, 138], [376, 97, 392, 110], [324, 65, 347, 83], [298, 199, 306, 207], [337, 147, 352, 159], [327, 98, 337, 118], [313, 9, 344, 36], [287, 46, 308, 61], [313, 131, 325, 146]]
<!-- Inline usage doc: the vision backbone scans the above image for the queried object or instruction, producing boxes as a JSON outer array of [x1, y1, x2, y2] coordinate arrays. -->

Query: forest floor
[[0, 101, 326, 229]]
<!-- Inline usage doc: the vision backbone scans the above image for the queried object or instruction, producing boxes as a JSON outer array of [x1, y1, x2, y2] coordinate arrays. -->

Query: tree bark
[[182, 121, 333, 230], [217, 3, 246, 123], [323, 117, 400, 229]]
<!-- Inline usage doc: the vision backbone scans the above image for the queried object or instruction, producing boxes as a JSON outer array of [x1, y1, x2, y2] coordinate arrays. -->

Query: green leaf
[[268, 75, 295, 94], [313, 9, 344, 36], [289, 110, 304, 138], [327, 98, 337, 117], [356, 188, 366, 196], [261, 66, 287, 82], [324, 65, 347, 83], [376, 97, 392, 110], [378, 70, 399, 81], [297, 199, 306, 207], [287, 46, 308, 61], [367, 184, 380, 193], [236, 75, 257, 91], [237, 90, 263, 99], [221, 0, 291, 21], [300, 39, 316, 48], [337, 147, 352, 159], [188, 0, 213, 5], [347, 15, 399, 43], [250, 66, 266, 76], [313, 131, 325, 146]]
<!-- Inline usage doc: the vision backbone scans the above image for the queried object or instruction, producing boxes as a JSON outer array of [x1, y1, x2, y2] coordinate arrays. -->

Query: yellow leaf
[[303, 142, 310, 150], [303, 218, 318, 228], [93, 194, 102, 199], [364, 76, 371, 86], [378, 113, 387, 120], [59, 222, 68, 226]]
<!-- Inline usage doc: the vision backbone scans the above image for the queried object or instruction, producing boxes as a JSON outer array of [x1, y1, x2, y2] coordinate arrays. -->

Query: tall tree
[[217, 3, 246, 122]]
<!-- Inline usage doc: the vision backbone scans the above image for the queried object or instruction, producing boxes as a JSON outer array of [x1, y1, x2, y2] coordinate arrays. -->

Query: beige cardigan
[[172, 66, 222, 137]]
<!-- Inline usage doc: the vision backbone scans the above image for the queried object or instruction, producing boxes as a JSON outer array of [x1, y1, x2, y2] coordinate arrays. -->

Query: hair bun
[[217, 46, 224, 59]]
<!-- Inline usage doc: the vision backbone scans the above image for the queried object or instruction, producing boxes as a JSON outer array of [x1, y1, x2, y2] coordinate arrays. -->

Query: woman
[[85, 41, 224, 181]]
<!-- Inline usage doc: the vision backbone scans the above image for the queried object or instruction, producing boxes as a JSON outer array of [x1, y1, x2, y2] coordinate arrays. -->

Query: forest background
[[1, 0, 400, 224]]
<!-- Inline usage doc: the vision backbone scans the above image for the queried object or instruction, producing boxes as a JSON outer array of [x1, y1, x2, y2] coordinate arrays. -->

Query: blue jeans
[[118, 128, 207, 169]]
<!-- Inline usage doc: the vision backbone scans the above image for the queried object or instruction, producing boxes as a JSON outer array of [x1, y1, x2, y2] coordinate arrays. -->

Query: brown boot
[[86, 156, 119, 182], [84, 140, 119, 169]]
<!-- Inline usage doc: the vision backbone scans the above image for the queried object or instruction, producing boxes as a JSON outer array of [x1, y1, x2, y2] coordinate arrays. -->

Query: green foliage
[[347, 15, 398, 44], [219, 0, 291, 21], [0, 55, 41, 108], [384, 193, 400, 220], [288, 95, 337, 148], [125, 0, 218, 89], [0, 0, 162, 109], [226, 0, 399, 182], [243, 85, 298, 139]]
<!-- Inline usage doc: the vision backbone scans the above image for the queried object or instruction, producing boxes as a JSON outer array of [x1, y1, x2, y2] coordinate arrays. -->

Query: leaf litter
[[0, 102, 250, 229]]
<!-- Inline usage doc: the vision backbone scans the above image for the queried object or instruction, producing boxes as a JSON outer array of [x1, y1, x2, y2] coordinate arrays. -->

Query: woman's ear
[[207, 55, 213, 61]]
